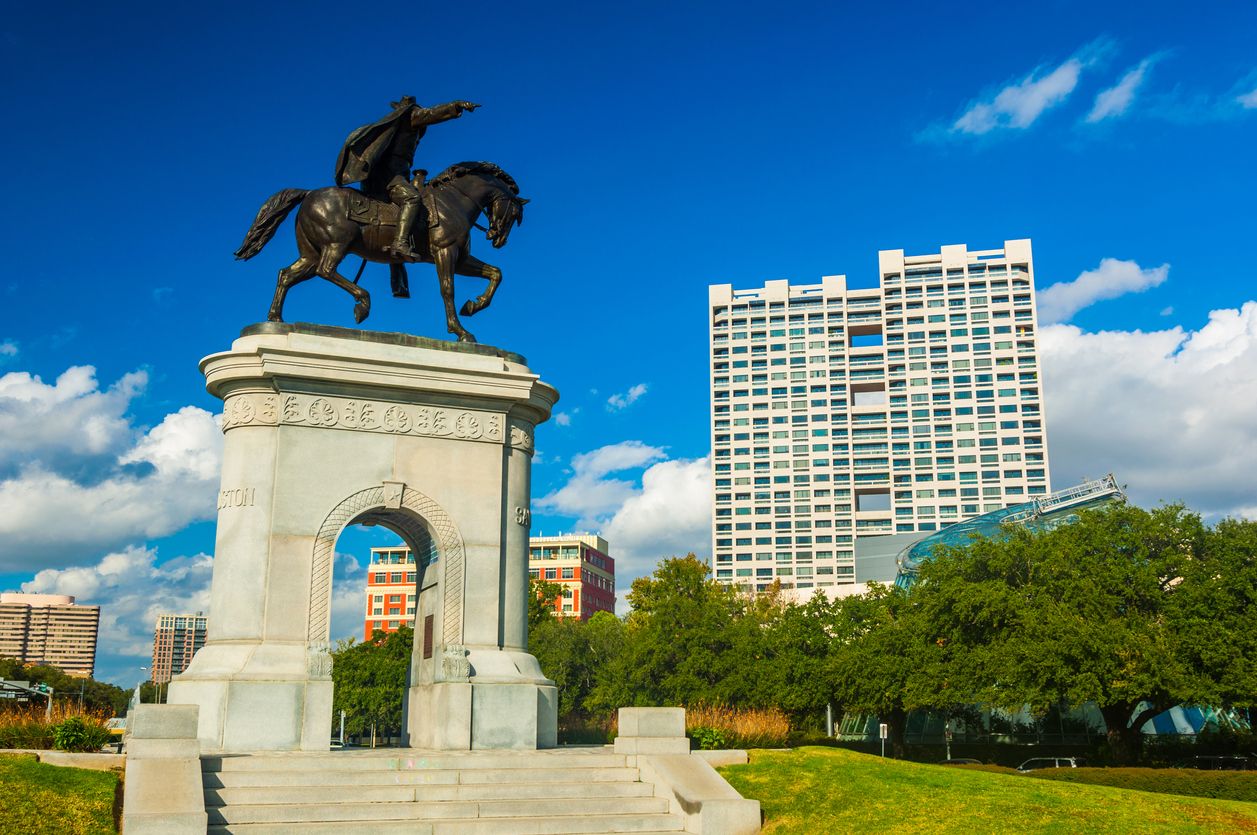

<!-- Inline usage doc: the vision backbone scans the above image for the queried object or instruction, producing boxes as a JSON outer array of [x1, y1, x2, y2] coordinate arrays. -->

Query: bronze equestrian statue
[[234, 97, 528, 343]]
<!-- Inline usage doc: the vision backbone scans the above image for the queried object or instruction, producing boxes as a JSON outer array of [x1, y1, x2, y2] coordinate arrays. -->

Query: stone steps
[[203, 750, 628, 772], [204, 765, 643, 787], [206, 780, 656, 805], [207, 817, 684, 834], [208, 796, 671, 825], [200, 748, 686, 835]]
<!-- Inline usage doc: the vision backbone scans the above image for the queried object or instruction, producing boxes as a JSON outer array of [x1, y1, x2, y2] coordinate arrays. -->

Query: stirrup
[[386, 241, 420, 262]]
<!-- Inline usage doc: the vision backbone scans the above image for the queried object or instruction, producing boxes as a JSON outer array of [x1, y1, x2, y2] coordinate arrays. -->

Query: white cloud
[[603, 456, 712, 582], [0, 367, 222, 571], [538, 442, 711, 612], [553, 411, 572, 427], [329, 552, 369, 646], [536, 441, 666, 523], [120, 405, 222, 482], [0, 366, 147, 474], [1238, 87, 1257, 109], [1041, 302, 1257, 520], [0, 340, 16, 358], [1087, 57, 1157, 122], [951, 43, 1107, 136], [16, 543, 367, 685], [1160, 306, 1174, 317], [22, 545, 213, 683], [1037, 258, 1169, 324], [607, 383, 648, 411]]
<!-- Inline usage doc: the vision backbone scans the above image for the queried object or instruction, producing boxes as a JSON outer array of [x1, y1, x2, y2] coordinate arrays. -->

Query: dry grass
[[686, 704, 791, 748], [558, 705, 792, 749], [0, 704, 111, 750]]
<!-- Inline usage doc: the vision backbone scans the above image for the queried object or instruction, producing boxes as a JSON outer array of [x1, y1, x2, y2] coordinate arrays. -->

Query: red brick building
[[528, 534, 616, 619], [362, 546, 417, 639], [362, 535, 616, 639]]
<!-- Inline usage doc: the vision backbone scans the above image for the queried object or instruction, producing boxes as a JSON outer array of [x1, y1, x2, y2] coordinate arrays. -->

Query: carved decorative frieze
[[307, 642, 333, 679], [221, 392, 504, 444], [441, 644, 471, 681], [508, 422, 534, 453]]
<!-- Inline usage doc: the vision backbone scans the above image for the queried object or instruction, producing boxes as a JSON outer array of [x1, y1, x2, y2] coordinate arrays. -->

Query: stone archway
[[170, 325, 557, 752], [307, 481, 466, 651]]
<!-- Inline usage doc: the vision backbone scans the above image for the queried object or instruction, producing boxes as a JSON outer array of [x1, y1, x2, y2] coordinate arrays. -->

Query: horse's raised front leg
[[454, 252, 502, 318], [269, 256, 318, 322], [317, 243, 371, 324], [433, 244, 475, 342]]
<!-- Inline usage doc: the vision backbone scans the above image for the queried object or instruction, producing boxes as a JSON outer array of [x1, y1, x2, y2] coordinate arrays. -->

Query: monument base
[[406, 645, 557, 750], [406, 680, 557, 750], [168, 323, 558, 754], [168, 642, 333, 752]]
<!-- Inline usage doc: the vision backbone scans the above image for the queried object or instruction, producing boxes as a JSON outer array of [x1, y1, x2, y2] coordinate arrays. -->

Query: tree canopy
[[525, 504, 1255, 764], [330, 626, 413, 740]]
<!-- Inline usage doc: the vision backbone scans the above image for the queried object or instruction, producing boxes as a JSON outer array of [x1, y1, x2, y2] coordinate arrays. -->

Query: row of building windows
[[713, 272, 1031, 318], [370, 571, 417, 584]]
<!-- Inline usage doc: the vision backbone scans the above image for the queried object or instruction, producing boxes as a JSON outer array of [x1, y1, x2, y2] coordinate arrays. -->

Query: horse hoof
[[457, 332, 477, 344], [267, 312, 284, 322], [460, 300, 476, 317], [354, 302, 370, 324]]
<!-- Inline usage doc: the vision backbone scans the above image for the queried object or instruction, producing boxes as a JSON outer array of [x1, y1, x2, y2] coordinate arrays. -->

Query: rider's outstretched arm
[[411, 101, 480, 128]]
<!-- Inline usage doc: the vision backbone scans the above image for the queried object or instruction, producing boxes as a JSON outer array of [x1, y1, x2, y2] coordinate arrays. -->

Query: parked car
[[1016, 757, 1084, 772], [1177, 755, 1252, 771], [938, 758, 982, 766]]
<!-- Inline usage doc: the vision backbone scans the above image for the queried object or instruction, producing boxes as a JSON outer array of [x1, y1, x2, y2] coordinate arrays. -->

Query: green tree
[[331, 626, 413, 743], [0, 658, 129, 715], [917, 502, 1210, 764], [530, 611, 625, 718], [828, 584, 936, 757], [759, 592, 840, 729], [590, 555, 768, 712], [529, 578, 565, 632], [1171, 517, 1257, 713]]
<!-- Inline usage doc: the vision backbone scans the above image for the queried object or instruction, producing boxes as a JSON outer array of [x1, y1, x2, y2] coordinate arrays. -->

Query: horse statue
[[233, 161, 527, 343]]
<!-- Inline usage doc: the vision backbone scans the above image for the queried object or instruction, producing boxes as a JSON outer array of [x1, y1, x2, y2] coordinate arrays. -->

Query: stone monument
[[167, 322, 558, 751]]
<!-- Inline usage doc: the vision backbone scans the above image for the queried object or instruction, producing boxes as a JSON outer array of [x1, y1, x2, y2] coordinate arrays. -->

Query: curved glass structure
[[894, 475, 1125, 588]]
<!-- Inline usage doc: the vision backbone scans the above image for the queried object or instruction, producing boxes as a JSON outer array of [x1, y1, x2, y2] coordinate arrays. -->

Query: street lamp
[[133, 666, 148, 711]]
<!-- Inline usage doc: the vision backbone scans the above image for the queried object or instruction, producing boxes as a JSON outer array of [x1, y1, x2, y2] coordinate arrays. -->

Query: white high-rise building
[[708, 240, 1051, 593]]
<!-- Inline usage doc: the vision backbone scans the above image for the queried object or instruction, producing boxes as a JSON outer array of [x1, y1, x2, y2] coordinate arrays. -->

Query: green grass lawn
[[719, 747, 1257, 834], [0, 754, 119, 834]]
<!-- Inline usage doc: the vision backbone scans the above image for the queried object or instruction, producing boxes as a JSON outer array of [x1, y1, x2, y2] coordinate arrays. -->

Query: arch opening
[[308, 484, 466, 652]]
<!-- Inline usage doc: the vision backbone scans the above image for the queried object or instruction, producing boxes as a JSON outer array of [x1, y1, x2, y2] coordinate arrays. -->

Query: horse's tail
[[234, 188, 310, 260]]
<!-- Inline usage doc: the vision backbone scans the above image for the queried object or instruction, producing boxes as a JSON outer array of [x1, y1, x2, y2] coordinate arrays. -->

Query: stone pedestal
[[168, 323, 557, 752]]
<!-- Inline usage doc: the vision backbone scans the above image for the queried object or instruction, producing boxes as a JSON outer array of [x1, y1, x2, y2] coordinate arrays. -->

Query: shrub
[[686, 704, 791, 749], [689, 726, 729, 750], [52, 716, 112, 752], [1030, 767, 1257, 803]]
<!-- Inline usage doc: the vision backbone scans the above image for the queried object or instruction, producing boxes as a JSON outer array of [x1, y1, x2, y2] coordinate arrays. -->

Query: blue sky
[[2, 1, 1255, 683]]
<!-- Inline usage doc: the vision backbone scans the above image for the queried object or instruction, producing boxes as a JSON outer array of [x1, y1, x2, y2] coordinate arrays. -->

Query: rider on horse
[[334, 96, 480, 261]]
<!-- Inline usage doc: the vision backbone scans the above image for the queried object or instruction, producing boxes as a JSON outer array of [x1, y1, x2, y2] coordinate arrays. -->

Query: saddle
[[345, 192, 415, 299], [347, 191, 402, 226]]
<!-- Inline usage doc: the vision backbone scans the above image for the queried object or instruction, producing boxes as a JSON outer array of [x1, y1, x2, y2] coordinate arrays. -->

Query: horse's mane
[[430, 161, 520, 195]]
